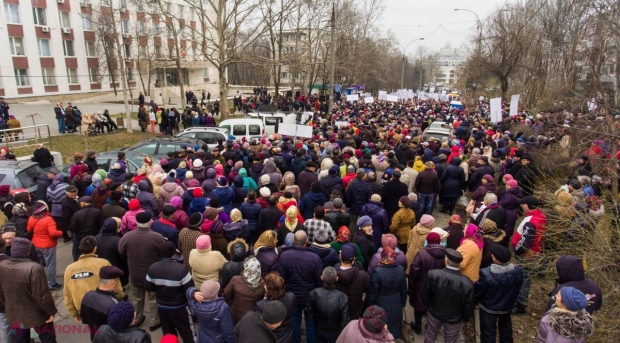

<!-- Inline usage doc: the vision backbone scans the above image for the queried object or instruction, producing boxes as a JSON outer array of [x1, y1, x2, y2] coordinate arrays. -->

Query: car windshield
[[16, 165, 44, 188], [426, 132, 451, 142]]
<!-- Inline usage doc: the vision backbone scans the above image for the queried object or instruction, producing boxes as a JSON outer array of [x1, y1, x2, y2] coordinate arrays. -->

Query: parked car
[[175, 127, 229, 149], [423, 121, 453, 142], [0, 161, 45, 199], [58, 151, 160, 175], [219, 119, 264, 142], [117, 137, 204, 158]]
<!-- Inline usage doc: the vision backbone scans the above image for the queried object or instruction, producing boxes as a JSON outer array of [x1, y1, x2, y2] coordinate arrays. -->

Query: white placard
[[479, 96, 485, 101], [364, 96, 374, 104], [277, 123, 298, 137], [510, 94, 520, 116], [386, 95, 398, 102], [439, 94, 449, 101], [441, 90, 446, 95], [378, 91, 387, 100], [364, 93, 372, 98], [296, 125, 314, 138], [335, 121, 349, 128], [588, 98, 597, 111], [346, 94, 359, 102], [429, 93, 439, 100], [490, 97, 502, 123]]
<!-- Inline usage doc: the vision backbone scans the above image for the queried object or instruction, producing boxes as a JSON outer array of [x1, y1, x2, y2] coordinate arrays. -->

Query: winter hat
[[340, 243, 356, 261], [262, 300, 287, 325], [32, 202, 48, 216], [408, 192, 418, 202], [135, 212, 152, 224], [260, 187, 271, 198], [159, 241, 177, 257], [381, 233, 398, 249], [196, 235, 211, 250], [399, 196, 411, 208], [328, 166, 338, 176], [185, 171, 194, 179], [9, 237, 31, 257], [162, 205, 176, 217], [193, 159, 203, 168], [370, 194, 381, 202], [160, 158, 169, 166], [569, 179, 582, 190], [507, 180, 518, 188], [490, 244, 511, 263], [261, 174, 271, 185], [170, 196, 183, 209], [188, 179, 200, 188], [313, 228, 330, 244], [337, 226, 351, 242], [419, 214, 435, 227], [311, 182, 321, 193], [160, 334, 179, 343], [217, 176, 227, 186], [357, 215, 372, 228], [362, 305, 388, 334], [426, 232, 441, 245], [128, 199, 140, 211], [200, 280, 221, 301], [107, 302, 135, 330], [193, 188, 204, 197], [561, 287, 588, 311], [166, 171, 177, 183], [482, 174, 494, 183], [0, 185, 10, 196], [188, 213, 204, 227]]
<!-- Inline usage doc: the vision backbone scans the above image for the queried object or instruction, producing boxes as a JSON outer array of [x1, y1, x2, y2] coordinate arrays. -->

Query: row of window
[[4, 3, 82, 28], [8, 37, 96, 57], [13, 67, 100, 86]]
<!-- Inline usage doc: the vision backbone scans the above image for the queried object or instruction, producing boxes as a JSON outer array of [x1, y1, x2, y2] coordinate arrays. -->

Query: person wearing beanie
[[0, 237, 58, 343], [335, 305, 395, 342], [474, 244, 523, 343], [102, 190, 127, 222], [306, 266, 349, 342], [308, 228, 340, 269], [380, 169, 409, 220], [27, 201, 64, 289], [535, 286, 593, 343], [422, 248, 474, 343], [407, 231, 446, 334], [178, 212, 204, 270], [80, 266, 126, 340], [405, 213, 435, 272], [234, 300, 287, 343], [189, 234, 227, 288], [187, 187, 209, 216], [352, 215, 376, 270], [187, 280, 235, 343], [360, 193, 389, 249], [211, 176, 236, 214], [118, 211, 166, 330], [93, 301, 151, 342], [121, 199, 146, 235], [334, 243, 371, 320], [64, 236, 125, 323], [389, 196, 416, 256], [69, 195, 102, 261], [151, 205, 180, 246], [168, 196, 189, 230], [145, 241, 195, 341], [299, 182, 326, 220]]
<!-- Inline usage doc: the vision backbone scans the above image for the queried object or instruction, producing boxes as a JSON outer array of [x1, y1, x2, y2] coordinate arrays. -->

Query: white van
[[246, 112, 313, 135], [219, 119, 264, 142]]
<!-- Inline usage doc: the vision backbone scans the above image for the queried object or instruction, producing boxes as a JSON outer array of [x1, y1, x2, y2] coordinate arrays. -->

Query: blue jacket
[[188, 196, 209, 216], [299, 191, 326, 220], [240, 200, 262, 232], [290, 157, 306, 181], [151, 219, 179, 246], [210, 187, 235, 214], [186, 289, 235, 343], [278, 246, 323, 306], [345, 180, 372, 215], [474, 263, 524, 313], [360, 201, 390, 248], [308, 245, 339, 269], [366, 264, 407, 339]]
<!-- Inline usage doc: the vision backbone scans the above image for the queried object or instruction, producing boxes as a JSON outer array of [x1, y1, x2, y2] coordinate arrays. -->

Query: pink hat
[[483, 174, 494, 182], [507, 180, 518, 188], [419, 214, 435, 227], [196, 235, 211, 250], [170, 196, 183, 208], [381, 234, 398, 249]]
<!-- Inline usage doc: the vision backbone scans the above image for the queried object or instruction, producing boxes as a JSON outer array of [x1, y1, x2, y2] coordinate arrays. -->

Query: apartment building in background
[[434, 42, 469, 87], [0, 0, 218, 99]]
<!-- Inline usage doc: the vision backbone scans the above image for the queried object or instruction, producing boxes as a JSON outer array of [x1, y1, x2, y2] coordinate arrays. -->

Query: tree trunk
[[500, 76, 509, 102], [219, 66, 230, 119]]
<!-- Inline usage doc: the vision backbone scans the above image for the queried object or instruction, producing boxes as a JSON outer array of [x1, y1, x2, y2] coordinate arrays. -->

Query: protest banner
[[386, 95, 398, 102], [346, 94, 359, 102], [510, 94, 520, 116], [364, 96, 374, 104], [490, 97, 502, 123]]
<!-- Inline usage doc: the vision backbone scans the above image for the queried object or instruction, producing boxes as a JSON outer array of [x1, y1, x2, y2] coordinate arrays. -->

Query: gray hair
[[322, 266, 337, 285], [577, 175, 591, 186], [484, 193, 498, 205], [99, 278, 114, 286], [446, 258, 460, 268], [137, 221, 151, 229], [472, 148, 481, 154], [293, 231, 308, 246]]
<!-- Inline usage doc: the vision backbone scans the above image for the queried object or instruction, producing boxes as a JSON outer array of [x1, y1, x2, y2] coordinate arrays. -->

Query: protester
[[187, 280, 235, 343], [254, 272, 297, 343], [336, 305, 395, 343], [334, 243, 370, 320], [307, 266, 349, 343], [80, 266, 125, 341], [189, 235, 228, 288], [545, 255, 602, 315], [535, 287, 593, 343], [92, 302, 151, 342], [28, 202, 63, 289], [234, 300, 288, 343]]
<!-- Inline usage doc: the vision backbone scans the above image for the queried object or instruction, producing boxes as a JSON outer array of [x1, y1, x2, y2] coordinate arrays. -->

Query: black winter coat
[[335, 263, 370, 320], [440, 160, 466, 198], [395, 145, 414, 166], [545, 255, 602, 315], [323, 210, 350, 234], [306, 285, 349, 333], [254, 293, 297, 343], [345, 180, 371, 215], [351, 231, 376, 270], [308, 245, 339, 269], [93, 325, 151, 343], [320, 175, 343, 199], [380, 179, 409, 219], [70, 207, 102, 240], [80, 289, 121, 341], [360, 201, 389, 248], [366, 264, 407, 340], [475, 263, 523, 313], [253, 246, 279, 277], [278, 246, 323, 306], [290, 157, 306, 182], [220, 240, 247, 290], [145, 259, 193, 309], [498, 187, 523, 238], [240, 200, 262, 232], [409, 246, 446, 311], [259, 206, 284, 233], [423, 268, 475, 324], [366, 180, 381, 195], [298, 170, 318, 198], [469, 164, 494, 192]]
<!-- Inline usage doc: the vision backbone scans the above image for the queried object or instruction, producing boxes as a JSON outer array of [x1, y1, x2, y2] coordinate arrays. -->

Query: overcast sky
[[379, 0, 509, 53]]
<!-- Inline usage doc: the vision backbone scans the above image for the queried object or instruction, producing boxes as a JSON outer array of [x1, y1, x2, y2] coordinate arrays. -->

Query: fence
[[0, 123, 53, 152]]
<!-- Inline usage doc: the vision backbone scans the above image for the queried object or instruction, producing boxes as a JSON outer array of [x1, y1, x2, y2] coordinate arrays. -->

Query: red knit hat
[[193, 188, 204, 197], [160, 334, 179, 343], [128, 199, 140, 211]]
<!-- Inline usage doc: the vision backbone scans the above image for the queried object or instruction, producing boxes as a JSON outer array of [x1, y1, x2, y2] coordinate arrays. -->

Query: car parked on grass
[[57, 151, 160, 175], [116, 137, 204, 159], [175, 127, 229, 149], [0, 161, 45, 199]]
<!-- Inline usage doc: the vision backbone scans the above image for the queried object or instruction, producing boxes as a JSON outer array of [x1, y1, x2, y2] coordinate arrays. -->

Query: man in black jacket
[[422, 248, 474, 343], [69, 196, 102, 261], [415, 162, 441, 215], [324, 198, 350, 232], [469, 156, 495, 192], [334, 243, 370, 320], [474, 245, 523, 343], [380, 170, 409, 220], [345, 170, 371, 230], [306, 266, 349, 343], [145, 241, 195, 341], [31, 144, 54, 169], [259, 195, 284, 232], [80, 266, 125, 341]]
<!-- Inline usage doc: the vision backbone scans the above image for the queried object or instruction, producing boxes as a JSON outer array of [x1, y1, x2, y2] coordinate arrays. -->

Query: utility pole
[[328, 2, 335, 114], [398, 38, 424, 89]]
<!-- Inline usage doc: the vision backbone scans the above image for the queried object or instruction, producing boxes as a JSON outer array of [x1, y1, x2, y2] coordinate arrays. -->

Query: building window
[[42, 68, 56, 85], [14, 69, 29, 86], [82, 13, 92, 30], [155, 45, 162, 58], [126, 68, 134, 81], [153, 22, 160, 36], [88, 68, 98, 83], [67, 68, 78, 83], [63, 40, 75, 56], [59, 11, 71, 28], [37, 39, 51, 56], [122, 44, 131, 58], [203, 67, 208, 78], [121, 19, 129, 34], [189, 7, 195, 20], [4, 4, 20, 24], [177, 4, 183, 17], [119, 0, 127, 9], [85, 41, 96, 57], [9, 37, 25, 56], [281, 72, 288, 79], [137, 20, 145, 35], [32, 7, 47, 26]]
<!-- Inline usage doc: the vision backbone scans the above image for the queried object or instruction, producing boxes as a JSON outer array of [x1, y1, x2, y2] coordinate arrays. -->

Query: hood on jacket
[[239, 168, 248, 177], [321, 174, 342, 188], [450, 157, 461, 166], [489, 263, 522, 286], [335, 265, 359, 285], [506, 186, 523, 198], [283, 172, 296, 186], [347, 179, 368, 193], [233, 175, 244, 187], [556, 255, 585, 284], [451, 145, 460, 154], [484, 182, 497, 193], [194, 297, 228, 320], [109, 169, 124, 176], [251, 163, 264, 173], [363, 201, 384, 215], [309, 245, 334, 258], [100, 217, 118, 235], [138, 180, 150, 191], [414, 223, 432, 235], [206, 168, 217, 179], [263, 160, 278, 174], [307, 191, 325, 202], [227, 238, 248, 262], [399, 144, 410, 151], [425, 246, 446, 260], [162, 182, 180, 192]]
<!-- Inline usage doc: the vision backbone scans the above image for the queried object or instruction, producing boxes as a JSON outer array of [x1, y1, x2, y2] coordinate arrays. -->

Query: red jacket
[[342, 172, 356, 191], [511, 208, 547, 256], [27, 214, 63, 249]]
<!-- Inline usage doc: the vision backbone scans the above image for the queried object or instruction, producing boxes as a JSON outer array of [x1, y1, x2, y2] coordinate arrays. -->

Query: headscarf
[[284, 232, 294, 247], [448, 214, 462, 225], [76, 164, 89, 181], [380, 246, 396, 265], [49, 173, 64, 190], [144, 156, 153, 165], [150, 164, 164, 177], [230, 209, 242, 223], [460, 224, 483, 250], [95, 169, 107, 181], [91, 173, 103, 188], [254, 230, 277, 252], [585, 195, 601, 211], [242, 256, 263, 290], [337, 226, 351, 243], [285, 206, 299, 231]]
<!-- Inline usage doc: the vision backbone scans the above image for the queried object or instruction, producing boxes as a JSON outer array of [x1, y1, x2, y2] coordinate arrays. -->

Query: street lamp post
[[399, 38, 424, 89], [328, 3, 335, 114], [454, 8, 481, 52]]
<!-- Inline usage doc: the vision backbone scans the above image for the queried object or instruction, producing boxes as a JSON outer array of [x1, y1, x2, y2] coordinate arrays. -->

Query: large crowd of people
[[0, 94, 608, 343]]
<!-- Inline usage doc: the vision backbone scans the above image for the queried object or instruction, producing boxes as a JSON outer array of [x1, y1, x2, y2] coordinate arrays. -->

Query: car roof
[[181, 127, 228, 133], [0, 160, 39, 172]]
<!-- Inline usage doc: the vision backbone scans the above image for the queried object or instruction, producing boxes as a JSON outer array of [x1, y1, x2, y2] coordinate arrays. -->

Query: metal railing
[[0, 124, 53, 152]]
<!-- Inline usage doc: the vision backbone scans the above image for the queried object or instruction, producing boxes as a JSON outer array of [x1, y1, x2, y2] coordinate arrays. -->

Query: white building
[[0, 0, 218, 99], [434, 42, 469, 86]]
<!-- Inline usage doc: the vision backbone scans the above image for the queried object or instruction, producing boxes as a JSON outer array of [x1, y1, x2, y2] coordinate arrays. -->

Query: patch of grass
[[12, 129, 159, 164], [110, 112, 139, 120]]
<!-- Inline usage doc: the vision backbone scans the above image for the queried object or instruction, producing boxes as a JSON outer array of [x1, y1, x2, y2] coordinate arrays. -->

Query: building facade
[[434, 42, 469, 87]]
